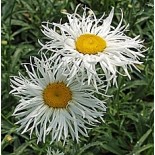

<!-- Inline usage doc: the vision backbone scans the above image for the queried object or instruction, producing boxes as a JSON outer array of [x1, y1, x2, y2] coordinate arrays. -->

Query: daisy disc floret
[[43, 82, 72, 108], [40, 5, 145, 88], [10, 55, 106, 143], [75, 34, 106, 54]]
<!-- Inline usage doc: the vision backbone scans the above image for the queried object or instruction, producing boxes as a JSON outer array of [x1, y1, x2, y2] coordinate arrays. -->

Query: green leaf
[[11, 27, 33, 37], [135, 17, 150, 25], [135, 128, 152, 147], [2, 0, 16, 21], [121, 80, 148, 91], [77, 142, 102, 155], [11, 140, 36, 155], [101, 143, 125, 155], [11, 19, 30, 27], [134, 144, 153, 154]]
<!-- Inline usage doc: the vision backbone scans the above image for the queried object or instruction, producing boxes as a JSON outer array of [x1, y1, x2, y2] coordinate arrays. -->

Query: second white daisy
[[10, 55, 106, 144], [41, 5, 145, 87]]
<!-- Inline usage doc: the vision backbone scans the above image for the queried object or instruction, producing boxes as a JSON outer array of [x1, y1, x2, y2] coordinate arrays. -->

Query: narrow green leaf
[[12, 140, 36, 155], [77, 142, 102, 155], [11, 19, 30, 27], [135, 128, 152, 147], [134, 144, 153, 154], [2, 0, 16, 21], [11, 27, 32, 37], [135, 17, 150, 25], [121, 80, 148, 91], [101, 144, 125, 155]]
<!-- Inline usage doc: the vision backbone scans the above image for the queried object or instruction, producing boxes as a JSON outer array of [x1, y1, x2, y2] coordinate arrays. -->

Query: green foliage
[[1, 0, 153, 154]]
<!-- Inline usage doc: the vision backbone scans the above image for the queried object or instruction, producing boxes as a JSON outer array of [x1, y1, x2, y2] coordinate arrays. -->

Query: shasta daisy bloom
[[40, 5, 145, 87], [10, 55, 106, 144]]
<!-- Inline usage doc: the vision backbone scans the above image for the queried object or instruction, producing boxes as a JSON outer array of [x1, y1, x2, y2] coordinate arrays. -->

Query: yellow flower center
[[43, 82, 72, 108], [75, 34, 106, 54]]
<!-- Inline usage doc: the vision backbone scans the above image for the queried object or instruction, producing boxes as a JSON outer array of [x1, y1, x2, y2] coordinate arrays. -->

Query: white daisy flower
[[47, 148, 64, 155], [40, 5, 145, 88], [10, 55, 106, 144]]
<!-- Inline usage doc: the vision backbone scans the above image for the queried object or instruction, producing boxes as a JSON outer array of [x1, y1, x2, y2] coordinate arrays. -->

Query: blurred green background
[[1, 0, 154, 155]]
